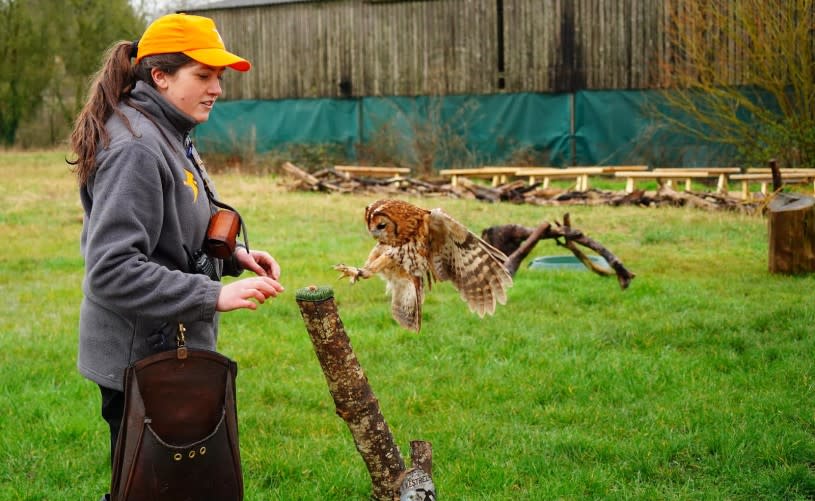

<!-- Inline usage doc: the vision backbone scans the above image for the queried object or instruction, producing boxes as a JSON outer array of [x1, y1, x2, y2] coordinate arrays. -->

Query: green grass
[[1, 151, 814, 500]]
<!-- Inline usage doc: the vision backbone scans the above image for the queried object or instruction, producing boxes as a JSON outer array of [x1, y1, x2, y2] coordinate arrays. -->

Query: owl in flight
[[334, 199, 513, 332]]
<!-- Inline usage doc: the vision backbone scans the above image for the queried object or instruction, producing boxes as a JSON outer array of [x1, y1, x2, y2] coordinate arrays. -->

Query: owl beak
[[370, 228, 381, 239]]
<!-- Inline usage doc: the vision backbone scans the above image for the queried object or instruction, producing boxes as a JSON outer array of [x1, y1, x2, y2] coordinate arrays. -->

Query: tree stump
[[768, 193, 815, 274]]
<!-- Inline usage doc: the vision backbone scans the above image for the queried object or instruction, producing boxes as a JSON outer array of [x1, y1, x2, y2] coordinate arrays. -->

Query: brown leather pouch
[[204, 209, 241, 259], [111, 335, 243, 500]]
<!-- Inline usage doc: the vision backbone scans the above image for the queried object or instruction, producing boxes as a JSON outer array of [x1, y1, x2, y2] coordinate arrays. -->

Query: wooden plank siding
[[206, 0, 499, 100], [500, 0, 669, 92], [193, 0, 808, 100]]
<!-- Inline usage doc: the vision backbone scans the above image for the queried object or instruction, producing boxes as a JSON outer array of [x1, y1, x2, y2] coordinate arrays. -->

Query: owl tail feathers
[[388, 277, 423, 332]]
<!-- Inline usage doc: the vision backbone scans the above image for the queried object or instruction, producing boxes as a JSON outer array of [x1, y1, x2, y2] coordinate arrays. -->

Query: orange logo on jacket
[[184, 170, 199, 202]]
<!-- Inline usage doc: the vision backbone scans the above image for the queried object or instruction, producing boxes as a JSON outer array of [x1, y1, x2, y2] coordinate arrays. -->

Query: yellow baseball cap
[[136, 13, 251, 72]]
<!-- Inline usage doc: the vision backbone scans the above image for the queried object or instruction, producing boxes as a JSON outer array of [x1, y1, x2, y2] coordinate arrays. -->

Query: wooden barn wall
[[208, 0, 497, 100], [500, 0, 669, 92], [198, 0, 776, 100]]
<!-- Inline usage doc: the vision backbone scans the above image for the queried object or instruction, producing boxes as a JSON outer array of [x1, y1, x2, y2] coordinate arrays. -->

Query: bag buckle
[[176, 323, 188, 360]]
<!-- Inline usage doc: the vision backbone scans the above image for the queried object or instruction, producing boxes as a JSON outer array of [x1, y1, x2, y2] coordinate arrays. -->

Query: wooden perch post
[[481, 213, 636, 289], [295, 286, 436, 500]]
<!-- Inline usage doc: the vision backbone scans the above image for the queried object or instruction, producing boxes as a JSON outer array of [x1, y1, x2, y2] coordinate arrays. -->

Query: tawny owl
[[334, 199, 513, 332]]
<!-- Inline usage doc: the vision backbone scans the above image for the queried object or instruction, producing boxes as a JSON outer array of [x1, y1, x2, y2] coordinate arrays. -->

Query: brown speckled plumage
[[335, 199, 513, 332]]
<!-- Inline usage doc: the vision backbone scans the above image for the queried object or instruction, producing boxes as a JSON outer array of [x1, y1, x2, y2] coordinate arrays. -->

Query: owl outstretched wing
[[428, 208, 513, 317]]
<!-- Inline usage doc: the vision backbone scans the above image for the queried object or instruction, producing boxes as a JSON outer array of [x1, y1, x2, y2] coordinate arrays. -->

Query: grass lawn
[[1, 151, 814, 500]]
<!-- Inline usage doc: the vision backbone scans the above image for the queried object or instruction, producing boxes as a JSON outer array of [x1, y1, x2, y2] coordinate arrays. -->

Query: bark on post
[[767, 193, 815, 274], [295, 286, 406, 500], [409, 440, 433, 477]]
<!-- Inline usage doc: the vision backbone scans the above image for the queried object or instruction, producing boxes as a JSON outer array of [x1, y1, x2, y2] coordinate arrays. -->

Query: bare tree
[[660, 0, 815, 167]]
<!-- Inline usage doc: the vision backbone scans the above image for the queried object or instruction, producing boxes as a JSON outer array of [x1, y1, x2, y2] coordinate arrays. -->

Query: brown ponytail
[[68, 41, 136, 186], [68, 45, 195, 186]]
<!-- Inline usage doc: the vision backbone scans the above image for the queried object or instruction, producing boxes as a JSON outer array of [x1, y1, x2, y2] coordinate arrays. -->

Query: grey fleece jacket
[[78, 81, 237, 391]]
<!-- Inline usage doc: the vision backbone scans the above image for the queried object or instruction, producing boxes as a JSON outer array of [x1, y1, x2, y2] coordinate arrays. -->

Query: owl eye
[[376, 222, 387, 230]]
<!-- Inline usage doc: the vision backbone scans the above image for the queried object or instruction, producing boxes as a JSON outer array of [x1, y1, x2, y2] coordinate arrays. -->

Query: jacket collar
[[128, 80, 197, 141]]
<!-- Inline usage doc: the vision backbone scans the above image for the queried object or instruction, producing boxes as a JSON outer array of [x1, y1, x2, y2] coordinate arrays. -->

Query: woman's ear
[[151, 67, 169, 90]]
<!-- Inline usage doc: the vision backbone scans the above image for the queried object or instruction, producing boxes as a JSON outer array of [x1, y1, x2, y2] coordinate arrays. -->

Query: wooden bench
[[441, 165, 650, 191], [652, 167, 741, 193], [730, 173, 815, 199], [440, 167, 530, 187], [517, 165, 649, 191], [518, 167, 604, 191], [616, 167, 741, 193], [615, 170, 715, 193], [745, 168, 815, 175], [596, 165, 651, 173], [334, 165, 411, 179]]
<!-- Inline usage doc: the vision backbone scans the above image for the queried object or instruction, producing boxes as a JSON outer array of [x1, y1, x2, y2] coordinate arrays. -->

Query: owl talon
[[333, 264, 361, 283]]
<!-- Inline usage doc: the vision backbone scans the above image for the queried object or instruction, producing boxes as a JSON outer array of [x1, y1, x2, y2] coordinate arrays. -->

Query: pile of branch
[[280, 162, 764, 213], [462, 178, 762, 214], [482, 213, 636, 289], [281, 162, 461, 198]]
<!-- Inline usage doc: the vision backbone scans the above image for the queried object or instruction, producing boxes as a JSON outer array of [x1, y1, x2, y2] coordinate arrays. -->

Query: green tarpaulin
[[194, 90, 732, 167]]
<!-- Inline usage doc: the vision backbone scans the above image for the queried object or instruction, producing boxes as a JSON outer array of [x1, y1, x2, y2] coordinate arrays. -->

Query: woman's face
[[151, 62, 225, 123]]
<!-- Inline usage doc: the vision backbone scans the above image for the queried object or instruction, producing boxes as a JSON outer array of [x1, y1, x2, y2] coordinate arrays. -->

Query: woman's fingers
[[217, 277, 285, 312], [234, 248, 281, 280]]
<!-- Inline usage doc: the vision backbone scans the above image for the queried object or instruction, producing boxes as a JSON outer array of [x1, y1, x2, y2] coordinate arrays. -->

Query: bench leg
[[625, 177, 635, 193], [717, 174, 728, 194], [684, 178, 692, 191], [740, 180, 750, 200]]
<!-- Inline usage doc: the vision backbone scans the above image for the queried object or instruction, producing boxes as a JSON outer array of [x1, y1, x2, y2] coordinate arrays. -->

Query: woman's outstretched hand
[[217, 276, 284, 312]]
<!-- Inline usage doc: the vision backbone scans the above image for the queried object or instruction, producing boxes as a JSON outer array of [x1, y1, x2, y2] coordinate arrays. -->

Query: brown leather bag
[[111, 328, 243, 501]]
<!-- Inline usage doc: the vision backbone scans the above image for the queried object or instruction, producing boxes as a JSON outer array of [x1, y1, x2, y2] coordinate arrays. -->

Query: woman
[[68, 13, 283, 498]]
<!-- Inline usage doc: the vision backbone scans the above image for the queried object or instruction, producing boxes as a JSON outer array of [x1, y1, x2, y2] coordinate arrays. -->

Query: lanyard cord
[[184, 135, 250, 253]]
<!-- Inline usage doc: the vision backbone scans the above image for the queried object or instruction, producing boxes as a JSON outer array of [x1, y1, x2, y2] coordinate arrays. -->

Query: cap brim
[[184, 48, 251, 72]]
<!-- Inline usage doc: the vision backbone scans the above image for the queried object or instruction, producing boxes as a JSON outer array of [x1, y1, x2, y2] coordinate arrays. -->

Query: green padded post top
[[295, 285, 334, 302]]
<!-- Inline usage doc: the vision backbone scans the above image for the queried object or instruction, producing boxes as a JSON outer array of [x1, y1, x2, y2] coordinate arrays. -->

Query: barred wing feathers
[[428, 208, 513, 317]]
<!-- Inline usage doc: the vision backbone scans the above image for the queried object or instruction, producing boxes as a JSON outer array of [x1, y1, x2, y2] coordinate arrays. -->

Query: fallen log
[[482, 214, 636, 289], [456, 177, 501, 202], [281, 161, 344, 192]]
